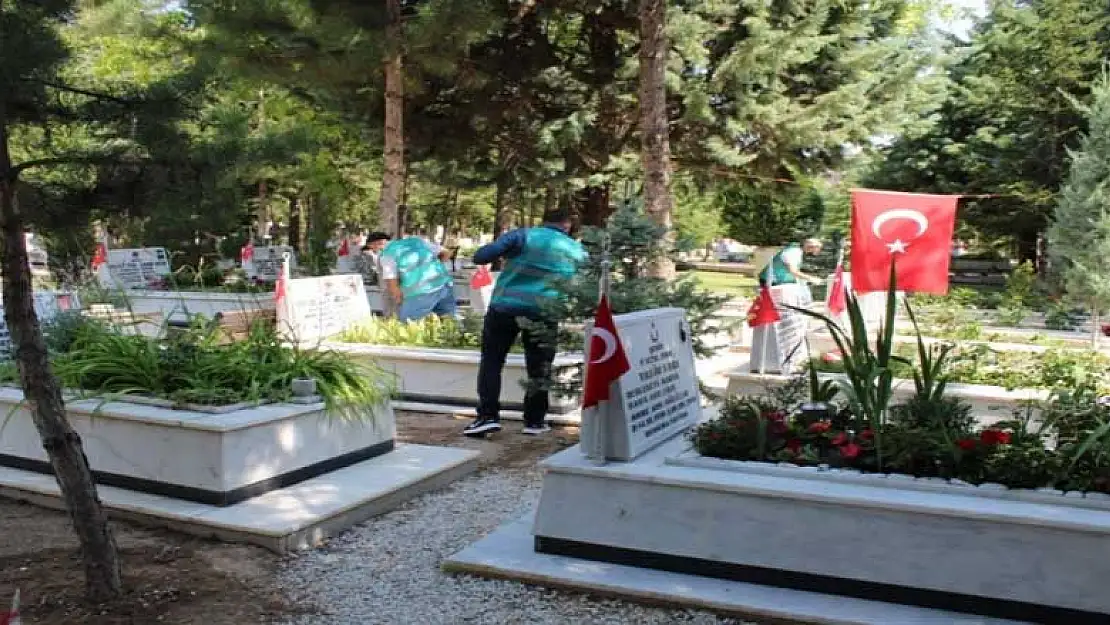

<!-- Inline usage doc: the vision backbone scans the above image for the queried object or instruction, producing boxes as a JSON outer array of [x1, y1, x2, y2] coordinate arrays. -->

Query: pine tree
[[1046, 69, 1110, 347], [0, 0, 123, 601]]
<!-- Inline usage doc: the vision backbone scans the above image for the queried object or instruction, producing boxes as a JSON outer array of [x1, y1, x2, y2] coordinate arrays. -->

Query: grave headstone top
[[96, 247, 172, 290], [245, 246, 297, 281], [581, 307, 701, 462], [749, 283, 812, 374], [276, 274, 372, 344]]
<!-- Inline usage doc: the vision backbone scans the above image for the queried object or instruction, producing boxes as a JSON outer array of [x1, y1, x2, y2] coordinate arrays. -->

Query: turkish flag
[[851, 189, 959, 294], [337, 238, 350, 257], [240, 241, 254, 264], [582, 295, 631, 409], [469, 266, 493, 289], [827, 263, 848, 315], [2, 589, 20, 625], [747, 285, 781, 327], [91, 243, 108, 271]]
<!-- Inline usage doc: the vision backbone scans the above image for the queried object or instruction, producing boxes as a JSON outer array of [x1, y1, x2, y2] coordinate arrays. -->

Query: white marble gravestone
[[97, 247, 172, 289], [749, 283, 812, 374], [245, 246, 297, 281], [277, 274, 372, 344], [579, 307, 700, 462]]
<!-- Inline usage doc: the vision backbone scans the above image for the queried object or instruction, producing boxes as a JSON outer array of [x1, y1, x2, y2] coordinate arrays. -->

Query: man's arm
[[782, 249, 820, 284], [473, 229, 526, 265], [379, 255, 403, 302]]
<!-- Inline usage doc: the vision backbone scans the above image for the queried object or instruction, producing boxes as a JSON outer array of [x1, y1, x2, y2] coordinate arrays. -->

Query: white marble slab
[[0, 389, 394, 495], [120, 290, 274, 319], [725, 365, 1046, 424], [327, 343, 581, 413], [530, 433, 1110, 616], [446, 512, 1024, 625], [0, 443, 478, 552]]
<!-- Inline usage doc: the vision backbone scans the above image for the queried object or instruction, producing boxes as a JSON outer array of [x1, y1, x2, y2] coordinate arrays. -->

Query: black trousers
[[476, 309, 556, 427]]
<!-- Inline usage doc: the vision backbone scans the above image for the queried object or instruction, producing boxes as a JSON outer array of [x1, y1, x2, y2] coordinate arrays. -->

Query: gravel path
[[277, 468, 752, 625]]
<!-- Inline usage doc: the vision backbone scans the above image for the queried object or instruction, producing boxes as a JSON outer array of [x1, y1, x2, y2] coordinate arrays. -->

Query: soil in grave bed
[[0, 502, 298, 625]]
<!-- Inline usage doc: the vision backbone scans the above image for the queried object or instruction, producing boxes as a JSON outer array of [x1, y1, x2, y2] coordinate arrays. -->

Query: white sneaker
[[522, 424, 551, 435]]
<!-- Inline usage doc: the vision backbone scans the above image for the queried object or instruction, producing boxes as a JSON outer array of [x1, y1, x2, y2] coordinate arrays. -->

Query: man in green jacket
[[380, 236, 457, 321], [464, 207, 587, 437], [759, 238, 824, 286]]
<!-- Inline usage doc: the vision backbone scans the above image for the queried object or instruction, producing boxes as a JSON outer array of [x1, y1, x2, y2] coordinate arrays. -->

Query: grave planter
[[531, 436, 1110, 623], [120, 290, 275, 320], [323, 343, 582, 414], [0, 387, 395, 506], [725, 368, 1046, 424]]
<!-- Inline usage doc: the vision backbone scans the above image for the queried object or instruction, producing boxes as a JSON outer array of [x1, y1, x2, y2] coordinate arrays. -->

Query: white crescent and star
[[871, 208, 930, 254], [590, 328, 618, 364]]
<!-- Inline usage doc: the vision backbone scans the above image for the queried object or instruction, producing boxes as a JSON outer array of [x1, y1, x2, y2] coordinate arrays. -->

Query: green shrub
[[338, 314, 486, 350]]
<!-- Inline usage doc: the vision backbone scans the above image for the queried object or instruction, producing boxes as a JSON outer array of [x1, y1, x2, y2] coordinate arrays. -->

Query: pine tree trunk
[[0, 118, 122, 602], [638, 0, 675, 279], [492, 173, 511, 270], [379, 0, 405, 238]]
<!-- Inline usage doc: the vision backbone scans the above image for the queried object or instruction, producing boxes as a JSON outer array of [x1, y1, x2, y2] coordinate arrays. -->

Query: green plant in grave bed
[[338, 314, 489, 351], [790, 262, 902, 470], [48, 314, 392, 415]]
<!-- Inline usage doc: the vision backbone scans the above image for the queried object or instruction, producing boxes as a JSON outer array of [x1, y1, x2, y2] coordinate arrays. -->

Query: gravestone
[[749, 283, 812, 374], [579, 307, 701, 462], [97, 247, 172, 289], [276, 274, 372, 344], [245, 246, 297, 281], [0, 291, 81, 359], [825, 271, 904, 337]]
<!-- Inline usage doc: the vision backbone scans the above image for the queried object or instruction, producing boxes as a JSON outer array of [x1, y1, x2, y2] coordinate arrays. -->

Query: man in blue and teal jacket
[[463, 208, 587, 437], [380, 235, 457, 321]]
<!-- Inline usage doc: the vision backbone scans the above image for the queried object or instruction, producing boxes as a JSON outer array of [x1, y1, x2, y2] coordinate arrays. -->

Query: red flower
[[807, 422, 831, 434], [785, 438, 802, 453], [957, 438, 977, 451], [762, 410, 787, 422], [770, 421, 789, 435], [831, 432, 849, 446], [979, 429, 1012, 446], [840, 443, 861, 459], [859, 429, 875, 441]]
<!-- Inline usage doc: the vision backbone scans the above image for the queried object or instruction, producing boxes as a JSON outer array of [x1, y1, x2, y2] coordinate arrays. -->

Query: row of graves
[[443, 190, 1107, 625], [0, 243, 482, 556]]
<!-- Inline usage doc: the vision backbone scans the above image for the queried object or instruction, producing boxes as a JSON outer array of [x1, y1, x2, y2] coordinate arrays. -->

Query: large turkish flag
[[850, 189, 959, 294]]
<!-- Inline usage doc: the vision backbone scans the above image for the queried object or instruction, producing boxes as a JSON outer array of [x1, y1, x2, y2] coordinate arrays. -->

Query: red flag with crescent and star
[[582, 295, 631, 409], [827, 262, 848, 315], [91, 243, 107, 271], [337, 238, 350, 257], [747, 285, 781, 327], [469, 265, 493, 289], [850, 189, 959, 294]]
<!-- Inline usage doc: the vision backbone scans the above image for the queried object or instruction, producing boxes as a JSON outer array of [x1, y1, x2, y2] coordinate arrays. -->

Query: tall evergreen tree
[[0, 0, 124, 600], [1046, 69, 1110, 347]]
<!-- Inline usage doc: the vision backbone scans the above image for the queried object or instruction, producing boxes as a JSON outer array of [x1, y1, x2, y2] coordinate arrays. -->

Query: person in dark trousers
[[464, 208, 587, 437]]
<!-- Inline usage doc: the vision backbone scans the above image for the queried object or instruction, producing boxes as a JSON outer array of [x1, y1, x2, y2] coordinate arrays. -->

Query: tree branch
[[21, 78, 137, 106]]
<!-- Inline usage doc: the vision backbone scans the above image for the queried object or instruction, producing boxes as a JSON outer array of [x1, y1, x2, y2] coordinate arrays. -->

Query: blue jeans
[[398, 284, 458, 321]]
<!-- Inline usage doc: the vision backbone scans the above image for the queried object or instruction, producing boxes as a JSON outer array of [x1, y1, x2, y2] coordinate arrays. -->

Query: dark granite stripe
[[534, 535, 1105, 625], [0, 438, 394, 507]]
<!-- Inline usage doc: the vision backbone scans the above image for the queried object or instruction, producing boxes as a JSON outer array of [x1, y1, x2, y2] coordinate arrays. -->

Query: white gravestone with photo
[[276, 274, 372, 344], [0, 291, 81, 359], [749, 283, 813, 374], [97, 248, 172, 290], [245, 246, 297, 281], [579, 307, 701, 462]]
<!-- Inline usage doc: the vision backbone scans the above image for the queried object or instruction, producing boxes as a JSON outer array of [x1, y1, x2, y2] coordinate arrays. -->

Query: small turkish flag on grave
[[240, 241, 254, 264], [747, 285, 781, 327], [850, 189, 959, 294], [469, 266, 493, 289], [827, 262, 848, 315], [582, 295, 631, 409], [2, 589, 20, 625], [337, 238, 350, 257], [91, 243, 107, 271]]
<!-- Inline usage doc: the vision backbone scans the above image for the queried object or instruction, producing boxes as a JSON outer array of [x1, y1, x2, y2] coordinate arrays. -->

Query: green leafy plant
[[44, 314, 393, 418], [792, 262, 901, 469], [338, 314, 487, 350]]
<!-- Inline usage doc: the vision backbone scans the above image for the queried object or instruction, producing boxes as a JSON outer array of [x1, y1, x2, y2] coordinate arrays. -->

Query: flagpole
[[586, 232, 612, 467]]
